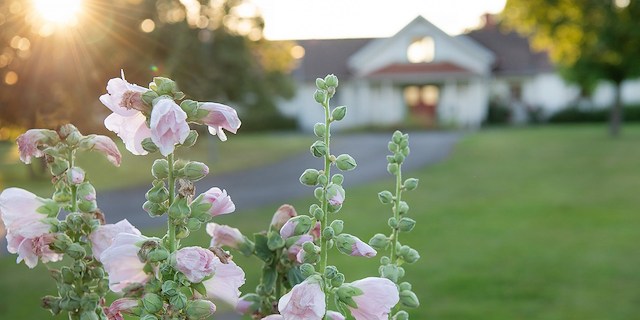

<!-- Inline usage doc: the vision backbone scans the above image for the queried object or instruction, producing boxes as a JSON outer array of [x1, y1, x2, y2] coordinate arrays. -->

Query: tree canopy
[[502, 0, 640, 136], [0, 0, 296, 137]]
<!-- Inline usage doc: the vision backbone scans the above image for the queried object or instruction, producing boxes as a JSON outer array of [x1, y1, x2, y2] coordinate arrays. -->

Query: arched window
[[407, 36, 435, 63]]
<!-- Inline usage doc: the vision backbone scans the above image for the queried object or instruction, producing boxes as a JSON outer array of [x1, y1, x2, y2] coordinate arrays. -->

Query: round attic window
[[407, 36, 435, 63]]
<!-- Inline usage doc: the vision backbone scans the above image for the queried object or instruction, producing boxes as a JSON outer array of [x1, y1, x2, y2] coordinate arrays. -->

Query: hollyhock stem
[[167, 152, 177, 252], [390, 166, 402, 263], [320, 95, 331, 304]]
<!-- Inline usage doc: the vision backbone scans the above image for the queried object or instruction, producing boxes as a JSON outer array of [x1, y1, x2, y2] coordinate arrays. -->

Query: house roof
[[366, 62, 474, 81], [291, 38, 372, 82], [464, 17, 554, 76]]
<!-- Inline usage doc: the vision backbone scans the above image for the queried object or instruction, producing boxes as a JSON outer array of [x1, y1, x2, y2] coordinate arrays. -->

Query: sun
[[32, 0, 83, 26]]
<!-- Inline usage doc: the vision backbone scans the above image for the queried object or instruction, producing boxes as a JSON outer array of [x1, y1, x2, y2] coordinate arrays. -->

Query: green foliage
[[548, 105, 640, 123]]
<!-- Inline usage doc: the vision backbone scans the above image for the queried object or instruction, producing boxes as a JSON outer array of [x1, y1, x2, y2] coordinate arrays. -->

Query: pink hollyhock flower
[[16, 129, 59, 164], [326, 311, 346, 320], [287, 234, 314, 263], [175, 246, 216, 283], [351, 237, 377, 258], [310, 221, 321, 240], [104, 112, 151, 155], [278, 275, 326, 320], [89, 219, 141, 261], [335, 234, 377, 258], [328, 189, 344, 206], [84, 134, 122, 166], [202, 256, 246, 307], [261, 316, 283, 320], [100, 233, 150, 293], [347, 277, 399, 320], [104, 298, 139, 320], [68, 167, 85, 184], [206, 223, 244, 249], [0, 188, 62, 268], [99, 70, 148, 116], [199, 102, 241, 141], [270, 204, 297, 231], [149, 99, 190, 156], [195, 187, 235, 217]]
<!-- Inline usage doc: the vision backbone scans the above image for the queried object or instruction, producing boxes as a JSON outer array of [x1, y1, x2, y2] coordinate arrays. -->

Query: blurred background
[[1, 0, 639, 319]]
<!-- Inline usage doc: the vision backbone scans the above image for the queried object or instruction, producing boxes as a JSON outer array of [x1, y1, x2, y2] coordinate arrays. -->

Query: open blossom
[[100, 233, 151, 293], [270, 204, 297, 231], [0, 188, 62, 268], [199, 102, 241, 141], [149, 98, 190, 156], [89, 219, 141, 261], [287, 234, 314, 263], [202, 256, 246, 308], [99, 70, 148, 116], [175, 246, 216, 283], [104, 112, 151, 155], [207, 223, 245, 249], [278, 275, 326, 320], [104, 298, 139, 320], [195, 187, 235, 217], [16, 129, 59, 164], [335, 234, 376, 258], [83, 134, 122, 166], [347, 277, 399, 320]]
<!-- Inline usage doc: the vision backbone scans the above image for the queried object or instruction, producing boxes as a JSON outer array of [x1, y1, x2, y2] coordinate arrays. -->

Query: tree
[[0, 0, 295, 134], [502, 0, 640, 136]]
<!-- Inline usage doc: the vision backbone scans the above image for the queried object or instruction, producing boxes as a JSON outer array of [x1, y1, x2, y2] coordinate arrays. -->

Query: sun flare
[[33, 0, 83, 25]]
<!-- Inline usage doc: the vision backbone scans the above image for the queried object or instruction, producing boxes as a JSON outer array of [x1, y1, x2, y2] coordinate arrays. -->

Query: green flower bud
[[322, 227, 335, 240], [313, 122, 326, 137], [300, 263, 316, 277], [61, 266, 75, 284], [280, 215, 314, 239], [386, 155, 396, 164], [180, 99, 199, 118], [66, 243, 86, 260], [369, 233, 390, 250], [302, 241, 317, 253], [183, 161, 209, 181], [399, 282, 412, 292], [41, 295, 62, 315], [50, 158, 69, 176], [380, 256, 391, 265], [175, 225, 190, 239], [380, 264, 400, 283], [378, 190, 394, 204], [59, 297, 81, 312], [151, 159, 169, 179], [388, 141, 398, 152], [394, 152, 405, 164], [314, 89, 327, 103], [398, 201, 409, 215], [52, 233, 72, 252], [332, 272, 345, 287], [58, 124, 80, 142], [142, 293, 163, 313], [393, 310, 409, 320], [185, 300, 216, 319], [142, 90, 159, 106], [168, 197, 190, 219], [398, 217, 416, 232], [301, 250, 320, 264], [403, 248, 421, 264], [162, 280, 179, 296], [143, 201, 166, 217], [153, 77, 179, 95], [313, 207, 324, 220], [310, 140, 327, 157], [331, 174, 344, 185], [314, 187, 324, 201], [331, 106, 347, 121], [336, 285, 363, 308], [400, 290, 420, 308], [140, 314, 159, 320], [315, 78, 327, 89], [317, 174, 328, 186], [392, 130, 403, 144], [141, 138, 159, 153], [387, 163, 399, 175], [324, 265, 338, 279], [182, 130, 199, 147], [329, 220, 344, 234], [186, 218, 202, 231], [147, 248, 170, 262], [267, 231, 285, 250], [324, 74, 339, 88], [402, 146, 411, 157], [146, 182, 169, 204], [335, 154, 356, 171], [299, 169, 320, 186], [403, 178, 419, 191]]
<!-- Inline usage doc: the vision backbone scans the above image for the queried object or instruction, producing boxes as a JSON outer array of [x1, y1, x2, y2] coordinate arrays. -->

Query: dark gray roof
[[291, 38, 373, 82], [464, 24, 554, 76]]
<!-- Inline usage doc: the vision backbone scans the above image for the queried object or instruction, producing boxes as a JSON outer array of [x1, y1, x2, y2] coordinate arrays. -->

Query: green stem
[[319, 95, 332, 309], [69, 149, 78, 212], [167, 153, 177, 252], [390, 165, 402, 263]]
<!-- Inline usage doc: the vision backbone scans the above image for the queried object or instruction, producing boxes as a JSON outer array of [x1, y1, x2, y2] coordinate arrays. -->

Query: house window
[[407, 37, 435, 63]]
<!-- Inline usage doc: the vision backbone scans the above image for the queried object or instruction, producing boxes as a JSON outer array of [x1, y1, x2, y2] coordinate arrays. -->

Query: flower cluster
[[1, 72, 422, 320]]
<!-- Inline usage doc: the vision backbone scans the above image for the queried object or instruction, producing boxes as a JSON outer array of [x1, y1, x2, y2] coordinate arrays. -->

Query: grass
[[1, 124, 640, 319], [0, 132, 312, 197]]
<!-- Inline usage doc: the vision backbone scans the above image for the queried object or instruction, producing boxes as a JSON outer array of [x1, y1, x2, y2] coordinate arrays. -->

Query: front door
[[403, 85, 439, 127]]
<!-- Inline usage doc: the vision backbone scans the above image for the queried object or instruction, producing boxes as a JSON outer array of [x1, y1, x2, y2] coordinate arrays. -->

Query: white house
[[277, 15, 640, 130]]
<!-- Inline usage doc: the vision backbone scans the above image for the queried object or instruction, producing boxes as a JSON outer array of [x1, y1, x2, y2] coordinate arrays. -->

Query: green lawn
[[1, 125, 639, 319]]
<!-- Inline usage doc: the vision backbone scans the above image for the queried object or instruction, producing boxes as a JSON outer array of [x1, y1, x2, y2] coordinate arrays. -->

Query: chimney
[[482, 13, 497, 29]]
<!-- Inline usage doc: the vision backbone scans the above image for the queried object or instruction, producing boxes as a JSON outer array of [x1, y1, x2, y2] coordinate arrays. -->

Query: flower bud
[[267, 231, 286, 250], [335, 154, 356, 171], [403, 248, 420, 264], [380, 264, 401, 283], [398, 217, 416, 232], [378, 190, 394, 204], [394, 152, 405, 164], [58, 124, 80, 142], [50, 158, 70, 176], [152, 159, 169, 179], [387, 163, 399, 175], [400, 290, 420, 308], [335, 234, 377, 258], [398, 201, 409, 215], [270, 204, 297, 231], [143, 201, 166, 217], [368, 233, 390, 250], [324, 74, 339, 88], [380, 256, 391, 265], [310, 140, 327, 157], [168, 197, 191, 219], [329, 220, 344, 235], [161, 280, 179, 297], [153, 77, 179, 95], [326, 184, 345, 207], [315, 78, 327, 90], [317, 174, 328, 186], [61, 267, 75, 284], [140, 314, 159, 320], [300, 263, 316, 277], [66, 243, 86, 260], [142, 90, 159, 105], [386, 155, 396, 164], [332, 272, 345, 287], [314, 89, 327, 103], [299, 250, 320, 264], [41, 295, 62, 315], [388, 217, 398, 228], [336, 285, 362, 308], [399, 282, 412, 291], [331, 106, 347, 121], [393, 310, 409, 320], [182, 130, 198, 147], [388, 141, 398, 152], [67, 167, 85, 185], [280, 215, 314, 239], [147, 247, 170, 262], [313, 207, 324, 220], [52, 233, 72, 252], [302, 241, 317, 254], [314, 187, 324, 200], [141, 138, 159, 153], [146, 181, 169, 204], [142, 293, 163, 313], [403, 178, 419, 191], [392, 130, 403, 143], [186, 299, 216, 319], [313, 122, 326, 137], [183, 161, 209, 181], [322, 227, 335, 240], [299, 169, 320, 186], [175, 225, 190, 239]]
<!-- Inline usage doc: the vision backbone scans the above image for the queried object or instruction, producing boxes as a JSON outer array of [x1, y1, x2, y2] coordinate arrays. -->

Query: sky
[[250, 0, 507, 40]]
